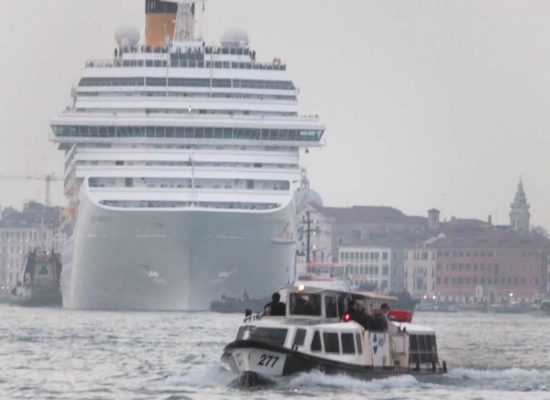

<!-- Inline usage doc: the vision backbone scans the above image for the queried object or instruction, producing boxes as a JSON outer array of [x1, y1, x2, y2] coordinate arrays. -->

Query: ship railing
[[64, 145, 77, 170], [85, 58, 286, 71]]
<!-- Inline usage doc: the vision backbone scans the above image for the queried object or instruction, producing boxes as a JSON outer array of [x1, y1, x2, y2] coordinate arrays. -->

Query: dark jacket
[[349, 309, 375, 329], [266, 301, 286, 316]]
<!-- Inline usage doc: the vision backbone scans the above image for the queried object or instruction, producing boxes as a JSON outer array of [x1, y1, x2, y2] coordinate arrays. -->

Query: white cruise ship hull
[[61, 193, 296, 310]]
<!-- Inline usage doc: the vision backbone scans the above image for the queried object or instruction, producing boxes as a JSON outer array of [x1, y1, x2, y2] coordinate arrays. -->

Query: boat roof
[[291, 284, 398, 303], [396, 323, 436, 334]]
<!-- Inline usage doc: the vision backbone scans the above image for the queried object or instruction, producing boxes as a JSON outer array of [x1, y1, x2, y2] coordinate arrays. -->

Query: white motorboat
[[222, 285, 447, 385]]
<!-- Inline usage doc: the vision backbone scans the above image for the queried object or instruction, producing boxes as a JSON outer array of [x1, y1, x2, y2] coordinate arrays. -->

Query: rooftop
[[313, 205, 426, 226], [0, 202, 61, 229]]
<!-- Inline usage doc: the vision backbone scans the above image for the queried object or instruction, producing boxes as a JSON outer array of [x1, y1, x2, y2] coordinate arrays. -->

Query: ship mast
[[173, 0, 205, 42]]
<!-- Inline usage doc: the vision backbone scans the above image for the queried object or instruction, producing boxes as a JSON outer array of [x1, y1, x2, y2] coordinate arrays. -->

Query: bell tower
[[509, 180, 530, 233]]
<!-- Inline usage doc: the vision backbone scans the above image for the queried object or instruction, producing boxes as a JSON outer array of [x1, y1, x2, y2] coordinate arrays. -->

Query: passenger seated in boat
[[368, 303, 389, 331], [348, 300, 375, 330], [380, 303, 390, 317], [371, 312, 388, 331], [290, 293, 321, 316], [264, 292, 286, 316]]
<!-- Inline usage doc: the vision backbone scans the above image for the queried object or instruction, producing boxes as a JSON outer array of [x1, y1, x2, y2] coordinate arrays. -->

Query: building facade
[[403, 248, 437, 300], [339, 245, 404, 294], [433, 231, 549, 303]]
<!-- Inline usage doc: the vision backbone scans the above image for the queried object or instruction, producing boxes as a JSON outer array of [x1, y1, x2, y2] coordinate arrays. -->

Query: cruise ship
[[50, 0, 324, 310]]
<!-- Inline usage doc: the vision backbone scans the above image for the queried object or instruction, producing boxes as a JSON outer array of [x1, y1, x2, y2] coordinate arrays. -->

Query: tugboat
[[222, 285, 447, 385], [10, 250, 62, 307], [210, 292, 270, 314]]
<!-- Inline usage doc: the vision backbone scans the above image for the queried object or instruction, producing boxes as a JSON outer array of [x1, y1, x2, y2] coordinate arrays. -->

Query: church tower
[[509, 180, 530, 233]]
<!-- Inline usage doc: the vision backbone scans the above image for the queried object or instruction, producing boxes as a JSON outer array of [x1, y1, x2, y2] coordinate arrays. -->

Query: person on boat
[[264, 292, 286, 316], [380, 303, 390, 317], [348, 300, 374, 329]]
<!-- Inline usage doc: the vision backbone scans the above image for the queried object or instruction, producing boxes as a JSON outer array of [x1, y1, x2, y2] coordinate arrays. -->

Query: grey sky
[[1, 1, 549, 229]]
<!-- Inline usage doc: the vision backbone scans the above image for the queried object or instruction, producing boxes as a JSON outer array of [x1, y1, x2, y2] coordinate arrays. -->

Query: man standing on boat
[[264, 292, 286, 316]]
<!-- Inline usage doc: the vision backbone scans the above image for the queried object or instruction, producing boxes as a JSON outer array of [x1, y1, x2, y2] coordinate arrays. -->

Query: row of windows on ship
[[116, 44, 254, 57], [63, 147, 297, 171], [77, 160, 297, 170], [88, 177, 290, 191], [78, 92, 297, 102], [88, 59, 286, 71], [53, 126, 323, 142], [77, 109, 297, 118], [79, 77, 295, 91], [97, 200, 280, 210]]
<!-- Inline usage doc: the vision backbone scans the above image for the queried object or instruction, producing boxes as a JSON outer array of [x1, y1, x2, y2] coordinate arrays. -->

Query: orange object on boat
[[389, 310, 413, 323]]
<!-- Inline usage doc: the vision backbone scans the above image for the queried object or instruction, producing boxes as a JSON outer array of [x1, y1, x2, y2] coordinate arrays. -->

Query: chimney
[[145, 0, 178, 47], [427, 208, 440, 231], [488, 215, 492, 225]]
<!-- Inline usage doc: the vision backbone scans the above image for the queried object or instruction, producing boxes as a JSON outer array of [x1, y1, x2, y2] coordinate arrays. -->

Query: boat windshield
[[289, 293, 321, 316]]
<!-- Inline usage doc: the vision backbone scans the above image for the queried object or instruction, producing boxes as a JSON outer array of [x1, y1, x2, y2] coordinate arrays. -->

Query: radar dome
[[115, 24, 140, 48], [220, 26, 249, 48]]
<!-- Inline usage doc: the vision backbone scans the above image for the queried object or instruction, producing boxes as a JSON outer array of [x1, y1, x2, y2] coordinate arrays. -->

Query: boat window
[[249, 327, 288, 346], [293, 329, 307, 347], [431, 335, 437, 352], [418, 335, 426, 351], [236, 326, 245, 340], [289, 293, 321, 316], [355, 334, 362, 355], [323, 332, 340, 354], [409, 335, 418, 351], [341, 333, 355, 354], [311, 331, 322, 352], [409, 334, 438, 367], [325, 296, 338, 318], [425, 335, 432, 351]]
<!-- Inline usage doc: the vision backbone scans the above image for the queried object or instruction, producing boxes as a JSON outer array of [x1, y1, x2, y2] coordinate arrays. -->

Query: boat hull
[[223, 339, 446, 385], [61, 193, 296, 310], [9, 290, 62, 307]]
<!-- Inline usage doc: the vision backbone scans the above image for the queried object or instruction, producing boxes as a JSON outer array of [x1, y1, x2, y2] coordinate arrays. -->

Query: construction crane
[[0, 174, 62, 206]]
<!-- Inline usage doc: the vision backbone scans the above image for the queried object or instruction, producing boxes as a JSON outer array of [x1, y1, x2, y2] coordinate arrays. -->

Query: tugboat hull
[[9, 250, 62, 307]]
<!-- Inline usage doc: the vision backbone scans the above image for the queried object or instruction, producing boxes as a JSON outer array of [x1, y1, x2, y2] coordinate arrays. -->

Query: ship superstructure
[[51, 0, 324, 310]]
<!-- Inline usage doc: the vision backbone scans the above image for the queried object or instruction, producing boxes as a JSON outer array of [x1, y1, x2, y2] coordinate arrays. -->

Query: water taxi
[[222, 285, 447, 385]]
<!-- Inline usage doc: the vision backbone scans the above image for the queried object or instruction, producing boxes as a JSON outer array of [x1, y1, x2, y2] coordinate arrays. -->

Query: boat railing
[[85, 58, 286, 71]]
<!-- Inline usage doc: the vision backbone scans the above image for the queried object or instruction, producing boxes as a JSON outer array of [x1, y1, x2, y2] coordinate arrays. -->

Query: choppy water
[[1, 305, 549, 400]]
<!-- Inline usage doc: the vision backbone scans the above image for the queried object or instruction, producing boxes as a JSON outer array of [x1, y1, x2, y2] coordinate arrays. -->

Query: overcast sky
[[1, 0, 549, 229]]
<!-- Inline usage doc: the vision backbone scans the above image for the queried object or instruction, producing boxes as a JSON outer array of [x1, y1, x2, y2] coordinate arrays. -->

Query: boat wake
[[287, 369, 419, 390], [441, 368, 550, 392], [165, 364, 236, 388], [164, 364, 550, 395]]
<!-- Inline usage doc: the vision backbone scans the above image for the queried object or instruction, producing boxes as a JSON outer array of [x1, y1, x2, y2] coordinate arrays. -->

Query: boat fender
[[442, 360, 447, 373]]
